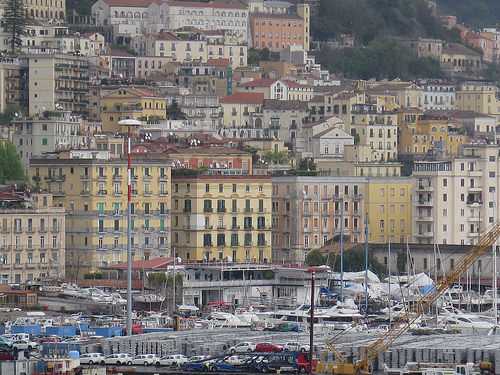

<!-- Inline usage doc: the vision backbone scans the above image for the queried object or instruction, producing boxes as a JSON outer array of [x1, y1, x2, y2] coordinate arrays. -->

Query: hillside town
[[1, 0, 500, 374]]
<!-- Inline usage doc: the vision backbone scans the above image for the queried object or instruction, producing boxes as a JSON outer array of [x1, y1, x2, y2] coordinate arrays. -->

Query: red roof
[[207, 58, 231, 67], [239, 78, 276, 88], [107, 257, 174, 271], [282, 79, 310, 89], [103, 0, 159, 6], [220, 92, 264, 105], [169, 0, 247, 10]]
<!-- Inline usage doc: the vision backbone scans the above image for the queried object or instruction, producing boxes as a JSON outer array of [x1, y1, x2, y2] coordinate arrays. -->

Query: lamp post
[[118, 119, 141, 336]]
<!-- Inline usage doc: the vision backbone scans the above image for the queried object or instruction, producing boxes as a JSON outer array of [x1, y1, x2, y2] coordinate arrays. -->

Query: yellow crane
[[325, 223, 500, 375]]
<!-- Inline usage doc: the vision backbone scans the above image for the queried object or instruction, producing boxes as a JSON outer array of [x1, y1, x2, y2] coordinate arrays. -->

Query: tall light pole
[[119, 119, 141, 336]]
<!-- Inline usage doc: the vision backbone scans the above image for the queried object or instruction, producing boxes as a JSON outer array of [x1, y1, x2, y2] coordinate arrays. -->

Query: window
[[205, 184, 210, 193], [443, 194, 447, 202]]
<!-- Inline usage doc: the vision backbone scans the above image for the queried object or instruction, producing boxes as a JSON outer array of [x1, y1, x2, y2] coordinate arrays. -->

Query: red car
[[255, 342, 283, 352]]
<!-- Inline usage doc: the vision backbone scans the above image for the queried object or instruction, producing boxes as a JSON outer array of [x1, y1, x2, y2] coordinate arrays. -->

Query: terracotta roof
[[109, 48, 136, 57], [239, 78, 276, 88], [103, 0, 160, 7], [220, 92, 264, 104], [443, 43, 481, 56], [263, 99, 308, 111], [107, 257, 174, 270], [207, 58, 231, 67], [169, 0, 247, 10], [282, 79, 311, 89]]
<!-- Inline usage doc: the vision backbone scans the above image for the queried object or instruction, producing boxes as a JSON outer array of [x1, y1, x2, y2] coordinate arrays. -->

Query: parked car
[[229, 342, 256, 354], [157, 354, 188, 367], [182, 358, 217, 372], [133, 354, 159, 366], [189, 355, 210, 362], [255, 342, 283, 353], [211, 359, 247, 373], [12, 340, 38, 351], [283, 342, 310, 352], [0, 336, 12, 351], [225, 355, 248, 366], [80, 353, 105, 365], [104, 353, 133, 366]]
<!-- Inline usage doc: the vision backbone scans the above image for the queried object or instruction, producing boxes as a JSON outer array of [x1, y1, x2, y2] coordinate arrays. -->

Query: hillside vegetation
[[439, 0, 500, 27]]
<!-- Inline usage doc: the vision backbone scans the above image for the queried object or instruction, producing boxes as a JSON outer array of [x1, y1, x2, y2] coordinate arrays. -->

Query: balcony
[[203, 242, 213, 247], [204, 225, 213, 230], [415, 231, 434, 238], [416, 199, 433, 207], [467, 216, 481, 222], [80, 190, 90, 196], [353, 193, 363, 200], [204, 207, 213, 213], [416, 216, 433, 222], [112, 174, 122, 181], [97, 190, 107, 196], [158, 175, 168, 182], [45, 175, 66, 182], [468, 186, 482, 193], [467, 231, 480, 238], [80, 174, 90, 181], [217, 208, 227, 213], [97, 175, 107, 181], [217, 225, 226, 230], [244, 208, 253, 213], [231, 225, 240, 230], [143, 174, 152, 181], [466, 200, 483, 207], [417, 184, 433, 192]]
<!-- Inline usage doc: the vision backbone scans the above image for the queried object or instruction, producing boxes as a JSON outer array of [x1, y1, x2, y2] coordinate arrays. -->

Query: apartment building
[[27, 54, 90, 117], [100, 86, 167, 132], [272, 176, 413, 262], [455, 82, 500, 121], [398, 114, 469, 158], [412, 144, 500, 246], [0, 58, 23, 114], [12, 111, 88, 168], [418, 80, 456, 111], [29, 152, 171, 278], [220, 92, 264, 128], [349, 104, 399, 162], [0, 191, 65, 284], [24, 0, 66, 21], [171, 174, 272, 263], [250, 13, 305, 52]]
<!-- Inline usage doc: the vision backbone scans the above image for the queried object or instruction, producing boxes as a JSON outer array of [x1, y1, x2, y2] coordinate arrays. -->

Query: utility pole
[[340, 198, 344, 302], [126, 127, 133, 336], [172, 247, 176, 314], [364, 214, 369, 317], [309, 271, 315, 375]]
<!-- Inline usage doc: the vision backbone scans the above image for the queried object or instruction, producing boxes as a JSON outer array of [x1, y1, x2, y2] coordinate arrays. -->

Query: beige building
[[412, 144, 500, 246], [0, 191, 65, 284], [220, 92, 264, 128], [441, 43, 483, 74], [29, 152, 171, 278], [171, 174, 273, 263], [24, 0, 66, 21], [27, 54, 90, 117], [455, 82, 500, 122], [272, 176, 413, 262]]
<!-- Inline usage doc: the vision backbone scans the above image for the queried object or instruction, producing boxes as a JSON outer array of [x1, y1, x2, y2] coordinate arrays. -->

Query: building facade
[[29, 153, 172, 278], [171, 174, 272, 263], [0, 191, 65, 284]]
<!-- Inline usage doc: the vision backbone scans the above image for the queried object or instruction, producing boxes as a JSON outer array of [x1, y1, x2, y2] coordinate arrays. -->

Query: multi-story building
[[398, 113, 469, 159], [262, 99, 308, 147], [366, 81, 423, 109], [163, 91, 223, 129], [418, 80, 456, 111], [0, 191, 65, 284], [100, 86, 167, 133], [412, 144, 500, 246], [220, 92, 264, 128], [12, 111, 88, 169], [440, 43, 483, 75], [250, 11, 308, 52], [349, 104, 398, 162], [29, 152, 172, 278], [27, 54, 89, 117], [455, 82, 500, 122], [171, 173, 272, 263], [92, 0, 153, 28], [24, 0, 66, 21], [160, 1, 249, 42], [0, 58, 23, 114], [237, 79, 313, 101], [272, 176, 413, 262]]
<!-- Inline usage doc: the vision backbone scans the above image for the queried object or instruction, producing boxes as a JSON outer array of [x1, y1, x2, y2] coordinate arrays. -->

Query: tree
[[2, 0, 27, 54], [0, 142, 24, 183], [305, 249, 326, 266], [166, 100, 186, 120], [0, 104, 23, 124], [263, 150, 289, 165]]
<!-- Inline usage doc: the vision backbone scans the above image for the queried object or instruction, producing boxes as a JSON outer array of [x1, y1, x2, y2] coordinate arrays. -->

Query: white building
[[91, 0, 153, 27], [413, 144, 500, 246], [419, 80, 456, 111], [12, 111, 89, 168], [302, 117, 354, 160]]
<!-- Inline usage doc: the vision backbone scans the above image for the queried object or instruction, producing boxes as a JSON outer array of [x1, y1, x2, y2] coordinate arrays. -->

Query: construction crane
[[326, 223, 500, 375]]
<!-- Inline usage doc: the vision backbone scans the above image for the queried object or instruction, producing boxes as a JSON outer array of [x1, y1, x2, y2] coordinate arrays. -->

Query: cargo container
[[11, 325, 41, 336], [46, 326, 77, 337], [91, 326, 122, 338]]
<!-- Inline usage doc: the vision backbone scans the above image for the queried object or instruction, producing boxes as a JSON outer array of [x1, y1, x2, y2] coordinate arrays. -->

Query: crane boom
[[356, 223, 500, 371]]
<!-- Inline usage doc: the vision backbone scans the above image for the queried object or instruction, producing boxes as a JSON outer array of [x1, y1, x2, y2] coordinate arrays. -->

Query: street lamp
[[118, 118, 141, 336]]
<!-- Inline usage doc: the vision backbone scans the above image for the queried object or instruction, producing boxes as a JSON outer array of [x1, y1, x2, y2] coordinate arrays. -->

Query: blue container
[[143, 328, 174, 334], [46, 326, 77, 337], [68, 351, 80, 359], [11, 325, 41, 336], [41, 343, 81, 356], [91, 326, 123, 338], [78, 323, 90, 332]]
